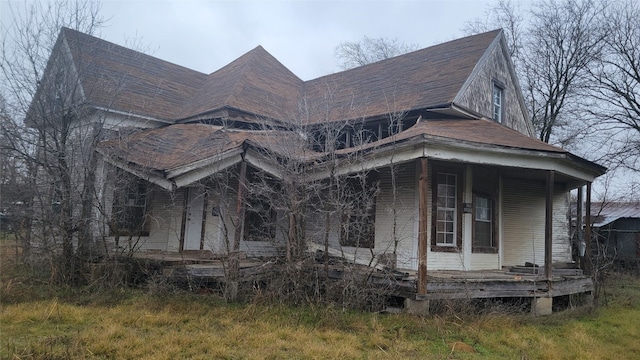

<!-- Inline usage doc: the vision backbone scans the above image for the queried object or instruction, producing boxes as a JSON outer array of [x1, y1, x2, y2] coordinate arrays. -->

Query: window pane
[[436, 172, 457, 246], [475, 221, 492, 247], [446, 233, 454, 244], [474, 195, 493, 248]]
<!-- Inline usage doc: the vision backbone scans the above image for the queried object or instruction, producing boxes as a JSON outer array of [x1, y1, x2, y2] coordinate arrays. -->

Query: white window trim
[[436, 173, 457, 247], [493, 83, 504, 123]]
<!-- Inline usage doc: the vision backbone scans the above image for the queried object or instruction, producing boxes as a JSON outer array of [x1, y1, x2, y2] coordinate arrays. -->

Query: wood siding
[[455, 42, 531, 136], [145, 189, 183, 251], [374, 162, 418, 270], [502, 178, 572, 266]]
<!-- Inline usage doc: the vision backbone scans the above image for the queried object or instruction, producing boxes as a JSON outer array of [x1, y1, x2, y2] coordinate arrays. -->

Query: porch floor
[[131, 251, 593, 301]]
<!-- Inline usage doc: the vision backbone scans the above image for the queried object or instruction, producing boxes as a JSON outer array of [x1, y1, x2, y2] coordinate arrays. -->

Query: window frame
[[472, 193, 498, 253], [339, 174, 378, 249], [492, 82, 504, 123], [431, 164, 464, 252], [110, 177, 149, 237], [243, 196, 277, 242]]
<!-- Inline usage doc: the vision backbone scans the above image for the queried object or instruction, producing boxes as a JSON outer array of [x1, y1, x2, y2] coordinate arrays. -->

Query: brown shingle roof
[[98, 124, 312, 172], [62, 28, 207, 121], [62, 28, 501, 124], [337, 118, 565, 155], [181, 46, 303, 121], [302, 30, 501, 124]]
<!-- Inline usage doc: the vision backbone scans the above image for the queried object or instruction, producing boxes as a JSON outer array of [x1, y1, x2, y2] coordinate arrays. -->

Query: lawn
[[1, 241, 639, 359]]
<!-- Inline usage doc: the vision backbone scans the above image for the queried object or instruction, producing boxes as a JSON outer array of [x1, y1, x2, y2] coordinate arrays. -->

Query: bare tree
[[465, 0, 606, 146], [0, 0, 107, 284], [335, 36, 419, 70], [588, 0, 640, 173]]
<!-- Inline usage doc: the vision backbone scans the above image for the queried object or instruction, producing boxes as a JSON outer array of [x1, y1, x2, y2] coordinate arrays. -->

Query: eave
[[306, 133, 606, 186]]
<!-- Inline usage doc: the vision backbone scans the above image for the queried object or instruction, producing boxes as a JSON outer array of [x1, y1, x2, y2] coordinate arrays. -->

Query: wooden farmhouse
[[32, 27, 607, 313]]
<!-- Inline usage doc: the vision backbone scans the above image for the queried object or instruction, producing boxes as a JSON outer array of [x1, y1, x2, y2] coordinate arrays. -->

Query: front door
[[184, 188, 205, 250]]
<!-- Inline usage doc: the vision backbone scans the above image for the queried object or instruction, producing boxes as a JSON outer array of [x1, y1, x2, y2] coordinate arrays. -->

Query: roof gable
[[301, 30, 502, 124], [180, 46, 303, 122]]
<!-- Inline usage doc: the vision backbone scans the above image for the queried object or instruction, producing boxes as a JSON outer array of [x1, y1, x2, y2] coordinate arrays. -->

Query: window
[[431, 165, 463, 251], [471, 166, 499, 253], [474, 195, 494, 249], [493, 84, 503, 123], [244, 197, 276, 242], [111, 178, 148, 236], [340, 176, 377, 248], [436, 173, 457, 246]]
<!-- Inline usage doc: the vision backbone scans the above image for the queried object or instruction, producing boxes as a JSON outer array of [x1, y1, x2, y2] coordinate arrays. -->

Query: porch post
[[585, 182, 592, 276], [229, 160, 247, 299], [576, 186, 583, 255], [418, 158, 428, 296], [545, 170, 554, 280], [233, 160, 247, 255]]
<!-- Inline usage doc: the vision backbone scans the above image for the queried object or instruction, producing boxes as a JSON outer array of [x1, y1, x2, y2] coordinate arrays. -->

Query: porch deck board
[[132, 251, 593, 300]]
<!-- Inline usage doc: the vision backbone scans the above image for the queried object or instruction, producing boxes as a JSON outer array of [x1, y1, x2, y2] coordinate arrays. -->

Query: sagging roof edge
[[97, 124, 606, 190], [96, 148, 176, 191]]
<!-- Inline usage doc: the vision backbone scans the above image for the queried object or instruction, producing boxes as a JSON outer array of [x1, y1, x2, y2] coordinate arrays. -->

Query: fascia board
[[173, 153, 243, 188], [244, 149, 285, 179], [307, 136, 602, 183], [96, 149, 176, 191], [166, 147, 244, 179], [93, 106, 172, 126]]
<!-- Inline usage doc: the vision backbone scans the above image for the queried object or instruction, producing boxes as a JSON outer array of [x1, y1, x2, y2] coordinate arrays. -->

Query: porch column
[[229, 160, 247, 289], [576, 186, 583, 256], [417, 158, 428, 296], [232, 160, 247, 255], [585, 182, 592, 276], [545, 170, 554, 280]]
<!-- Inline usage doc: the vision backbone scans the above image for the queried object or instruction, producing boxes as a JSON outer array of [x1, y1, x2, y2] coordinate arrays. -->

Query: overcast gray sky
[[0, 0, 498, 80]]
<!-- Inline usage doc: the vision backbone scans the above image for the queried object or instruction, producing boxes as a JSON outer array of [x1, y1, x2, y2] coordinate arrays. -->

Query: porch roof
[[318, 118, 607, 185]]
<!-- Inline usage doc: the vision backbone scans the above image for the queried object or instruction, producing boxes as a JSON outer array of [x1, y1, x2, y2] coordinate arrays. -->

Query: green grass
[[2, 238, 640, 359]]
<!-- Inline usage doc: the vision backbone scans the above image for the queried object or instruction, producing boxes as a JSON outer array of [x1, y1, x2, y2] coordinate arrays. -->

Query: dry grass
[[2, 236, 640, 359]]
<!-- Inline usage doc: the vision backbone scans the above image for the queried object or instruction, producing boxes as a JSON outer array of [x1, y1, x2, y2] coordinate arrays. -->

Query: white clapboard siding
[[552, 193, 572, 262], [471, 253, 500, 270], [145, 189, 184, 251], [374, 162, 418, 270], [502, 179, 546, 266], [502, 178, 576, 266]]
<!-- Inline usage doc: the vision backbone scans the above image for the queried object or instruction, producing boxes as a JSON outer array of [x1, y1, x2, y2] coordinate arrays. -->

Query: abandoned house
[[31, 27, 607, 313]]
